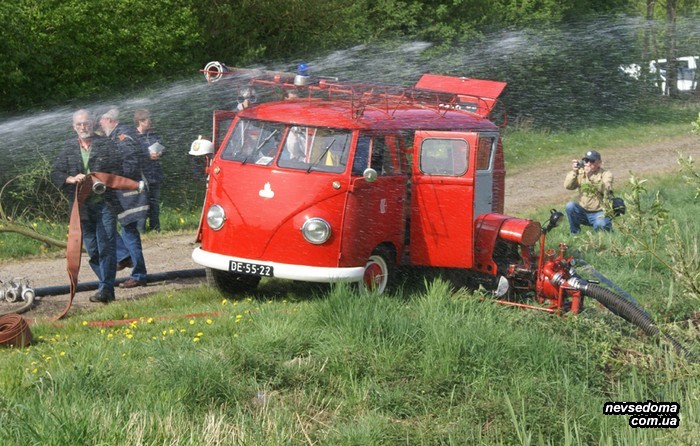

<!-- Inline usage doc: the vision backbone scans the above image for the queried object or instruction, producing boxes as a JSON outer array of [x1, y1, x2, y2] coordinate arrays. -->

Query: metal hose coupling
[[566, 274, 590, 292], [92, 180, 107, 194], [1, 278, 36, 303], [548, 270, 589, 292]]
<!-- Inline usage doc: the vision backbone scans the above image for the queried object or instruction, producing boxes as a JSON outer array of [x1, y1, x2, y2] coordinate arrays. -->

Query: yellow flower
[[193, 337, 200, 342], [197, 332, 203, 337], [82, 321, 88, 326], [179, 217, 185, 224], [189, 319, 195, 325], [206, 319, 212, 325], [147, 317, 154, 324]]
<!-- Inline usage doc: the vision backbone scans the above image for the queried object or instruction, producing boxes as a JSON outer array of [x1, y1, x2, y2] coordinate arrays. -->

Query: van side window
[[352, 135, 371, 175], [476, 138, 494, 171], [371, 137, 395, 175], [353, 135, 400, 176], [420, 138, 468, 176]]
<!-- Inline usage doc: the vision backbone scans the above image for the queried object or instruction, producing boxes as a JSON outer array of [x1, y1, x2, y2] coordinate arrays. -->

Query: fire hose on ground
[[0, 268, 206, 317]]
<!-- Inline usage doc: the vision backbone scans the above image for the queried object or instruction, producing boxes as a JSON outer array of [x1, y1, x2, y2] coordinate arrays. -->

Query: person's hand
[[149, 152, 160, 160], [67, 173, 86, 184], [571, 159, 581, 171]]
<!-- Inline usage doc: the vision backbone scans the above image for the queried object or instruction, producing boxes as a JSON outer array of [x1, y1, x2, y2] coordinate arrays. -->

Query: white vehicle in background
[[650, 56, 698, 94], [619, 56, 698, 95]]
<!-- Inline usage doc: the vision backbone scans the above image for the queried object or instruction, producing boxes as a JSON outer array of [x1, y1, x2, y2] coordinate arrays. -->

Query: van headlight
[[301, 218, 331, 244], [206, 204, 226, 230]]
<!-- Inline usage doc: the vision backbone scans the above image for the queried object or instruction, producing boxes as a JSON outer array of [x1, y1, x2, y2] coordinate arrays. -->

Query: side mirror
[[542, 209, 564, 234], [363, 168, 378, 183]]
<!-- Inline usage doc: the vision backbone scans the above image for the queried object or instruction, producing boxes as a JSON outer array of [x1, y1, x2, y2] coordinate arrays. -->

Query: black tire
[[206, 268, 260, 297], [359, 246, 396, 294]]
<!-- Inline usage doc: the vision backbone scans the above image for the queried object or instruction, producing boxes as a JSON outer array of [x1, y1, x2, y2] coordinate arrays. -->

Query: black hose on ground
[[582, 283, 693, 360], [33, 268, 206, 297]]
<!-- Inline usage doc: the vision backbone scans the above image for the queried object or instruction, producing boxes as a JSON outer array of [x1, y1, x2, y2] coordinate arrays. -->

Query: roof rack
[[201, 61, 507, 122]]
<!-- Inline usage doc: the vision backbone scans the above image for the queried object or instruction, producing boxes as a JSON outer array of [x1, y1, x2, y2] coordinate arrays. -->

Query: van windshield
[[220, 118, 352, 173], [220, 119, 284, 165]]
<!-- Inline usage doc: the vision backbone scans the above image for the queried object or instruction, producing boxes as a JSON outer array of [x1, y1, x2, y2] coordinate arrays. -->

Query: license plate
[[229, 260, 274, 277]]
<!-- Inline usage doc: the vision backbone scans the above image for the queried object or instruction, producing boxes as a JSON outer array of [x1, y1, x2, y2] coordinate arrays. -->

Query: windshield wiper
[[242, 129, 278, 165], [307, 139, 336, 173]]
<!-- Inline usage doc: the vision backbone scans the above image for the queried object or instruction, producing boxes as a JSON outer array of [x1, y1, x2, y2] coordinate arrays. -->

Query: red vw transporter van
[[192, 64, 543, 298]]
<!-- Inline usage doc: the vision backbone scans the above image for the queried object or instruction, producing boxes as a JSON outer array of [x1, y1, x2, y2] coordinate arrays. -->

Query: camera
[[575, 160, 585, 169]]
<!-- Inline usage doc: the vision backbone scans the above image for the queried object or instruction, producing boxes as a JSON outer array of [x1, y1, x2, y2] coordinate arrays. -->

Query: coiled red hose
[[0, 313, 33, 347]]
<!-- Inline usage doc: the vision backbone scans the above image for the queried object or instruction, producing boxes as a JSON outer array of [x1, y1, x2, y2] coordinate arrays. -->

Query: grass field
[[1, 114, 699, 445]]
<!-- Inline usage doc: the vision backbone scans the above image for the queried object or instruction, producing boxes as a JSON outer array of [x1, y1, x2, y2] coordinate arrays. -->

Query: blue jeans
[[137, 182, 161, 232], [565, 201, 612, 234], [116, 221, 148, 282], [81, 200, 118, 294]]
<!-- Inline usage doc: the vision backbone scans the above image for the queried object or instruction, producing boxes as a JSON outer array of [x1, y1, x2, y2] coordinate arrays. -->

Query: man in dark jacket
[[132, 108, 164, 233], [50, 109, 124, 303], [98, 107, 149, 289]]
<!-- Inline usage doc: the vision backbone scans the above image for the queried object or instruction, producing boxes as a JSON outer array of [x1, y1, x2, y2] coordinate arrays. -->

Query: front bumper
[[192, 247, 365, 283]]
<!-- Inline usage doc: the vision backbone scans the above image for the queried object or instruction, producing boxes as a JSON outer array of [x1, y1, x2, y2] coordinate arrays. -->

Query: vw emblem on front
[[259, 182, 275, 199]]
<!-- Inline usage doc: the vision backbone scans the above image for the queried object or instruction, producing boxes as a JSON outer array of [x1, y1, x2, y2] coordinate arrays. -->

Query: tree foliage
[[1, 0, 658, 112], [0, 0, 201, 111]]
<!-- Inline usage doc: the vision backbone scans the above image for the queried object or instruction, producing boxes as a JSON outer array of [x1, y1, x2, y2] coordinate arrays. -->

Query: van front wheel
[[359, 247, 395, 294], [206, 268, 260, 297]]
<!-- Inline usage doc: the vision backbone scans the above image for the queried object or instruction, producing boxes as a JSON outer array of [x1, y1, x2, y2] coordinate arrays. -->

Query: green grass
[[2, 271, 697, 444]]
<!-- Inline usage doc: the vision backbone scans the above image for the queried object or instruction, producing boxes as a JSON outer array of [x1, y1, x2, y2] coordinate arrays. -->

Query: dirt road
[[2, 134, 698, 321]]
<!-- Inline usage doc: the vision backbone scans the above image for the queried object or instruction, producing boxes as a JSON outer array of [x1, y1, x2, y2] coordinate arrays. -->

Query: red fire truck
[[191, 62, 580, 313]]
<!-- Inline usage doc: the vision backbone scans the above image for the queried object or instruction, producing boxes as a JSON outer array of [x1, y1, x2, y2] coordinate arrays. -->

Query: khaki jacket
[[564, 167, 613, 212]]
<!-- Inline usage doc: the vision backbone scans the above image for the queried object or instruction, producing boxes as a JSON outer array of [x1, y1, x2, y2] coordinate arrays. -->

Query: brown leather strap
[[58, 173, 139, 321]]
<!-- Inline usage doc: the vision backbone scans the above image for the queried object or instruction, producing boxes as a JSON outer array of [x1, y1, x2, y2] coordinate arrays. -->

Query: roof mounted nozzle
[[294, 63, 309, 86], [203, 61, 229, 83]]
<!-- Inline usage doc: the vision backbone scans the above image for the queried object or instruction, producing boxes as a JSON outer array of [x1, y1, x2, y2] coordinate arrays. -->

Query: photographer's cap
[[582, 150, 601, 162]]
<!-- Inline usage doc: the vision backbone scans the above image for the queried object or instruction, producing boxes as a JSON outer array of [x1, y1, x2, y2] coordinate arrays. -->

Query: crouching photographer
[[563, 150, 619, 235]]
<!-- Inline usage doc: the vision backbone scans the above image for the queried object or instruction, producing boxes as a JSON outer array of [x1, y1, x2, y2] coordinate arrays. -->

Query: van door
[[343, 134, 407, 265], [409, 131, 477, 268]]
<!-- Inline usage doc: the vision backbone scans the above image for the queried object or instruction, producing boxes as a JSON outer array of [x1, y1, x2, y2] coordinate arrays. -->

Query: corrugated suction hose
[[583, 283, 692, 359]]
